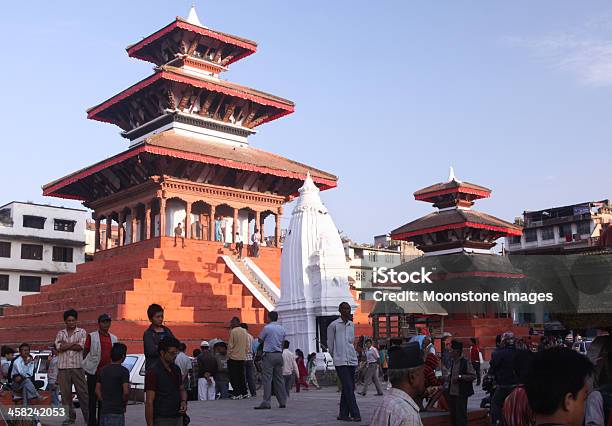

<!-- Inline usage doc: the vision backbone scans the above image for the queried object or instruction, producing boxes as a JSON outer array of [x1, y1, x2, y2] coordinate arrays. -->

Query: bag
[[479, 351, 484, 364]]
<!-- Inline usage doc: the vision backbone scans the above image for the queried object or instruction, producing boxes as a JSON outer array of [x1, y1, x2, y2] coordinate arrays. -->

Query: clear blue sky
[[2, 1, 612, 243]]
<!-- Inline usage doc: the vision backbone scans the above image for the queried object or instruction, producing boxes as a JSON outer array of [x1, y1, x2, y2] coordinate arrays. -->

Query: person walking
[[228, 317, 249, 399], [143, 304, 176, 371], [489, 332, 523, 426], [370, 342, 425, 426], [469, 337, 482, 386], [281, 340, 299, 397], [445, 340, 476, 426], [55, 308, 89, 425], [235, 231, 244, 259], [96, 343, 129, 426], [214, 216, 223, 242], [359, 339, 384, 396], [83, 313, 118, 426], [306, 353, 321, 390], [196, 341, 217, 401], [144, 337, 188, 426], [241, 323, 257, 398], [294, 349, 309, 392], [327, 301, 361, 422], [254, 311, 287, 410], [379, 345, 389, 384], [213, 342, 230, 399]]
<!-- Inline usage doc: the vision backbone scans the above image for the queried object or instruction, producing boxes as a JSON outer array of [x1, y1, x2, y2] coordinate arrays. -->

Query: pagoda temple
[[0, 8, 340, 350], [374, 169, 528, 353]]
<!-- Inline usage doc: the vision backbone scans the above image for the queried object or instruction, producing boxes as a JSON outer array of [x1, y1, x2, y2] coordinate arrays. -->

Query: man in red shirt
[[82, 314, 118, 426], [469, 337, 481, 386]]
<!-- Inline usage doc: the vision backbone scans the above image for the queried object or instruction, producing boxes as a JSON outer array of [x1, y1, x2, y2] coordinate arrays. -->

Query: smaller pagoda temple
[[377, 169, 527, 352]]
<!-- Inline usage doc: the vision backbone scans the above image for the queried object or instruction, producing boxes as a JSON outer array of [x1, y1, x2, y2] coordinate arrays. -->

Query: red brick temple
[[0, 8, 340, 351], [387, 169, 528, 354]]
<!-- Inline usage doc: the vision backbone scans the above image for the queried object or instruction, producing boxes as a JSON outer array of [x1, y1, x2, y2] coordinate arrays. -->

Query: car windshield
[[122, 356, 138, 372]]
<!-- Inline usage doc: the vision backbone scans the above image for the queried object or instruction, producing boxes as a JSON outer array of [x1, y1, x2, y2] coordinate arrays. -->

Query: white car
[[122, 354, 146, 402]]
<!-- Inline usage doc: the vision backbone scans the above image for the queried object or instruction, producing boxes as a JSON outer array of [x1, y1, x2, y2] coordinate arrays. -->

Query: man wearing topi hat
[[446, 340, 476, 426], [370, 342, 426, 426]]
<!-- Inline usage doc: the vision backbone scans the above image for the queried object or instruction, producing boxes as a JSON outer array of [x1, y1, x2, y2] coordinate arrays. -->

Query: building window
[[54, 219, 76, 232], [541, 227, 554, 240], [525, 229, 537, 243], [23, 215, 45, 229], [509, 236, 521, 245], [558, 224, 573, 239], [355, 271, 362, 281], [368, 252, 377, 262], [52, 246, 73, 263], [0, 241, 10, 257], [51, 277, 58, 284], [21, 244, 43, 260], [577, 221, 591, 235], [19, 275, 41, 292], [0, 275, 8, 291]]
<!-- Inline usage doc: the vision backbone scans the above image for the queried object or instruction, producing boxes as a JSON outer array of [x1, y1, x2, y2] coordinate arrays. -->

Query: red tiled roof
[[127, 18, 257, 66], [42, 131, 337, 199], [86, 68, 294, 126], [414, 180, 491, 201], [390, 209, 521, 239]]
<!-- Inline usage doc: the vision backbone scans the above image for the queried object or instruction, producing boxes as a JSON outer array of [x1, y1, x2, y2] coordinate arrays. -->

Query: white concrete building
[[344, 236, 421, 289], [0, 201, 88, 306], [506, 200, 612, 254]]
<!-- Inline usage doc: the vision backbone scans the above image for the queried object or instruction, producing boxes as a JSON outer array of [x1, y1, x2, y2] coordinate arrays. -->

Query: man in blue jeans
[[327, 302, 361, 422]]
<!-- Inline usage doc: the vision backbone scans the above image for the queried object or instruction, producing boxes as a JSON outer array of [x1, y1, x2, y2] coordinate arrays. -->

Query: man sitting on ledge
[[370, 342, 425, 426]]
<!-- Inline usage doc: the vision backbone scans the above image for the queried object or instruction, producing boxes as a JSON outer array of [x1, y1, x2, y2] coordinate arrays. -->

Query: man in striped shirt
[[55, 308, 89, 425]]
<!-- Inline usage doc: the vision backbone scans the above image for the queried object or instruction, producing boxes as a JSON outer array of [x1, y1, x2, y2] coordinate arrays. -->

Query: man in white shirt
[[11, 343, 45, 401], [175, 342, 193, 383], [327, 301, 361, 422], [281, 340, 299, 398], [359, 338, 384, 396]]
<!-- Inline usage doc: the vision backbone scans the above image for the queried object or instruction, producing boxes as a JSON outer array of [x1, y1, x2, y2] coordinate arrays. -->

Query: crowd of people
[[0, 301, 609, 426]]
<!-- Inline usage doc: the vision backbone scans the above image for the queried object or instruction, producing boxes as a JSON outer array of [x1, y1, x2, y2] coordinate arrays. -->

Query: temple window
[[194, 44, 206, 58]]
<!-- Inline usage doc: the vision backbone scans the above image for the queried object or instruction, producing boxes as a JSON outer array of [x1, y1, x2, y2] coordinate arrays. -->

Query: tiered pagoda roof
[[391, 169, 521, 254], [44, 7, 335, 204]]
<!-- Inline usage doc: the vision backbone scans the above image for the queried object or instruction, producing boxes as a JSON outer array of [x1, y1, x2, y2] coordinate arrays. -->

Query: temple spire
[[186, 5, 203, 27], [448, 166, 461, 183]]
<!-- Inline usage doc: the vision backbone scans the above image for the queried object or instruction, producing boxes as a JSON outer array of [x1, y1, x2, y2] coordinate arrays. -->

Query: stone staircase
[[0, 237, 282, 352]]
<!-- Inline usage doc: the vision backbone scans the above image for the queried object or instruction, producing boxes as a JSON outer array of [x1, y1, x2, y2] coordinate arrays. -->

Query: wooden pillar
[[232, 207, 239, 242], [209, 205, 216, 241], [199, 213, 204, 240], [159, 198, 166, 237], [131, 207, 138, 244], [106, 217, 112, 249], [94, 216, 101, 252], [145, 203, 152, 240], [185, 202, 192, 239], [275, 207, 282, 247], [118, 212, 125, 246]]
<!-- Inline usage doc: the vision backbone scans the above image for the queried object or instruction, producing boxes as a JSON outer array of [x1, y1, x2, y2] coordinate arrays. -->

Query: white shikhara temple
[[277, 173, 356, 355]]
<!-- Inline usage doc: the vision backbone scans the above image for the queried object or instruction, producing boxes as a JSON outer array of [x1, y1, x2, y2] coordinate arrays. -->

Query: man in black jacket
[[446, 340, 476, 426], [143, 304, 176, 371], [488, 332, 524, 426]]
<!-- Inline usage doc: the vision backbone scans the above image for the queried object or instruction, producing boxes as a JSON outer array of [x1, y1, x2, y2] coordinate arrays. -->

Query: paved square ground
[[44, 386, 486, 426]]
